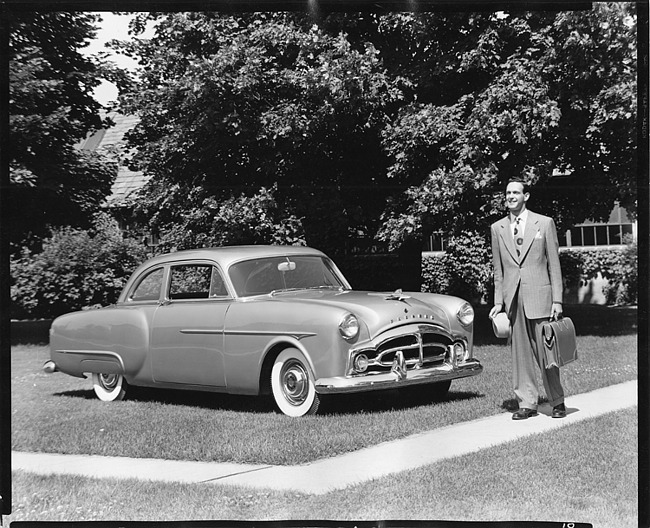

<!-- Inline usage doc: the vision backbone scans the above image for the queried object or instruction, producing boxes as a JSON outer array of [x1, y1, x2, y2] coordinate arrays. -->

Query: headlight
[[456, 302, 474, 327], [339, 313, 360, 340]]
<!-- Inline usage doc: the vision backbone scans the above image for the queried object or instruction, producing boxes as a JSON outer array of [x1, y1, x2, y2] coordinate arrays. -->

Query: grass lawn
[[6, 304, 639, 524], [4, 407, 637, 525], [11, 306, 637, 465]]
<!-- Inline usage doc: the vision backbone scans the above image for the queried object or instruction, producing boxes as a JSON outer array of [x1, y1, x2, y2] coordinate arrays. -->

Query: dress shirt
[[510, 209, 529, 239]]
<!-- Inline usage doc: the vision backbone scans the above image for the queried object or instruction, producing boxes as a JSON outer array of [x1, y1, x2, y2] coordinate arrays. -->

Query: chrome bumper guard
[[42, 360, 58, 374], [315, 358, 482, 395]]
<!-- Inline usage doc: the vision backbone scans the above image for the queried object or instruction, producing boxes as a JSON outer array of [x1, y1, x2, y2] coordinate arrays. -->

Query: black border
[[1, 2, 646, 527]]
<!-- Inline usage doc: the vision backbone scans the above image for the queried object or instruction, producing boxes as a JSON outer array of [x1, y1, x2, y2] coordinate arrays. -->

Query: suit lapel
[[498, 217, 518, 262], [520, 211, 540, 261]]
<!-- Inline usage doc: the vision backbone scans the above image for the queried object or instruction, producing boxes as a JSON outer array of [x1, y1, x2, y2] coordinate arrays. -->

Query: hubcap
[[281, 360, 309, 406], [99, 373, 119, 390]]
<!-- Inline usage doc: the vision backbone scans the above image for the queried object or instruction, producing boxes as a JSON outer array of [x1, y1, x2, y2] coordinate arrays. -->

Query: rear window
[[129, 268, 164, 302]]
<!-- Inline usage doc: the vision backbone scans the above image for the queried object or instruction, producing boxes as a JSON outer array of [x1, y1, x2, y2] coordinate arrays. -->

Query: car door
[[151, 262, 230, 387]]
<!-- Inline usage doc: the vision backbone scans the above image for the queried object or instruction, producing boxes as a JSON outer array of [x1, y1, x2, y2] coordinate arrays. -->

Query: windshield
[[228, 256, 347, 297]]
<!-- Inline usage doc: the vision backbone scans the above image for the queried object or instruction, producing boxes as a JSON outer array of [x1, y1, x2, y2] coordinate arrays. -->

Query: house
[[77, 112, 154, 244]]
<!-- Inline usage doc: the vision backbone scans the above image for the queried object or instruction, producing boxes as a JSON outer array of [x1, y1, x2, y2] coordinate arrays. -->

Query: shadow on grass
[[319, 388, 483, 415], [55, 387, 276, 413], [54, 385, 484, 416]]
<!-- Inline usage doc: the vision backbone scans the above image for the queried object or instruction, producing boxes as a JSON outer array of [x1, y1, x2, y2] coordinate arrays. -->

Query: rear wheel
[[92, 373, 128, 401], [270, 348, 320, 417]]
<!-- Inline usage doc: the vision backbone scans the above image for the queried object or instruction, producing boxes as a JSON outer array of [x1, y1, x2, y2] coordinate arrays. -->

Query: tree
[[8, 11, 119, 249], [371, 4, 637, 248], [148, 184, 306, 252], [116, 12, 405, 255], [116, 6, 636, 255]]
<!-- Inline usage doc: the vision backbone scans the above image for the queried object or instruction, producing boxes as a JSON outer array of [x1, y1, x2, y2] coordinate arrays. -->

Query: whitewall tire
[[92, 373, 128, 402], [270, 348, 320, 417]]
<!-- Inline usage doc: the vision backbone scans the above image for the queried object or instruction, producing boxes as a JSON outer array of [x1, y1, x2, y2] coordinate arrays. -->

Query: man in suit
[[489, 180, 567, 420]]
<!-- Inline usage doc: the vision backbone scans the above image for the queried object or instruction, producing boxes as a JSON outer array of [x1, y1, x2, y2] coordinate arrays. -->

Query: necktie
[[514, 218, 523, 256]]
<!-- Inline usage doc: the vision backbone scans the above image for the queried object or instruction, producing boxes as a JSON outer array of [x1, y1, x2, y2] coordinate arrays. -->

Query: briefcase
[[542, 317, 578, 368]]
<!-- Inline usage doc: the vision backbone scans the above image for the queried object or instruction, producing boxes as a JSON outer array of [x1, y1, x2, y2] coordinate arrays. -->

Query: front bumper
[[315, 358, 482, 394]]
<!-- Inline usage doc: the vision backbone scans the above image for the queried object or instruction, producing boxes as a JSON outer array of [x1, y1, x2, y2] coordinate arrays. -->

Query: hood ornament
[[384, 289, 411, 302]]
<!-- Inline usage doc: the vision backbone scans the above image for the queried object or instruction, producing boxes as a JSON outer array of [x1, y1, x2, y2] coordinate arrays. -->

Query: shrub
[[560, 241, 637, 305], [559, 250, 585, 292], [600, 239, 637, 305], [421, 253, 449, 294], [10, 213, 148, 319], [441, 231, 492, 303]]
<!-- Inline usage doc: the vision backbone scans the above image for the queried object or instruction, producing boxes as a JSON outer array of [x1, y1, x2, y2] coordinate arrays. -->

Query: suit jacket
[[491, 210, 563, 320]]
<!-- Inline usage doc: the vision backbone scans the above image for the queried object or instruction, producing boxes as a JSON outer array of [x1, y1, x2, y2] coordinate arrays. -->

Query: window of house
[[424, 232, 447, 252], [563, 223, 634, 247]]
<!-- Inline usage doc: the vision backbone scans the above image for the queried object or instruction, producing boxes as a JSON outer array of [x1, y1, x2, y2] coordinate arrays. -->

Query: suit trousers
[[509, 285, 565, 410]]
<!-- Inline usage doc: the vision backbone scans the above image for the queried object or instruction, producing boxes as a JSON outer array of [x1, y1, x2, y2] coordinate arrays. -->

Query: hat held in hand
[[491, 312, 510, 339]]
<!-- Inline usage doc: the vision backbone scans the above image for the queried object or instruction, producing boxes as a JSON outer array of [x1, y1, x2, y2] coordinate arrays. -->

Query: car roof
[[141, 245, 328, 269]]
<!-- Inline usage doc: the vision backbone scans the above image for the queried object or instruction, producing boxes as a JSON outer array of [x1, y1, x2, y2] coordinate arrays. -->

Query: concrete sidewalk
[[12, 380, 637, 495]]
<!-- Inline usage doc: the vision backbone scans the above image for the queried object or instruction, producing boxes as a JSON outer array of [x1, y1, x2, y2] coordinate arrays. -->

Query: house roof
[[79, 112, 150, 208]]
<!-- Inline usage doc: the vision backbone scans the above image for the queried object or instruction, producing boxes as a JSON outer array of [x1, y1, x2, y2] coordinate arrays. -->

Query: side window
[[169, 264, 212, 300], [129, 268, 164, 302], [209, 267, 229, 298]]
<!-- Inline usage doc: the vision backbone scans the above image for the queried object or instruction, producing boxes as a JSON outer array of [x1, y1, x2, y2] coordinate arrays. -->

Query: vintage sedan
[[44, 246, 482, 417]]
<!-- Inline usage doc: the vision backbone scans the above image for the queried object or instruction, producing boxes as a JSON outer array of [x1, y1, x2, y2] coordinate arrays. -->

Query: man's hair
[[506, 179, 530, 194]]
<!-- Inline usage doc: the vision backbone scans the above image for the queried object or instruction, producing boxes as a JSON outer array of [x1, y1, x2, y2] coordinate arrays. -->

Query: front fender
[[222, 300, 355, 393]]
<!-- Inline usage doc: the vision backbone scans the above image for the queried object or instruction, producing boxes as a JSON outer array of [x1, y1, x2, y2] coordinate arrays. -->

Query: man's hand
[[551, 302, 563, 320], [489, 304, 503, 319]]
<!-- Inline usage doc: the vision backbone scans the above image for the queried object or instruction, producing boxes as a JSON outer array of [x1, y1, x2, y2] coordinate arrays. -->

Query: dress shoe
[[512, 408, 538, 420], [552, 403, 567, 418]]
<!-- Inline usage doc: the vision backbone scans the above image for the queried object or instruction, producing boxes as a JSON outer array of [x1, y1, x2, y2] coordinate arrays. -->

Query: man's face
[[505, 182, 529, 215]]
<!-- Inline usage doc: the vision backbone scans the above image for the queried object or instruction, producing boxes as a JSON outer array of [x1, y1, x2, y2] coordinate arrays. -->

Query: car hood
[[269, 289, 452, 337]]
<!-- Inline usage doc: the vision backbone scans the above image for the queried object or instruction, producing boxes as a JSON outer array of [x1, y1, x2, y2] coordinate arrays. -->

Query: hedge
[[10, 222, 637, 320], [422, 241, 638, 306]]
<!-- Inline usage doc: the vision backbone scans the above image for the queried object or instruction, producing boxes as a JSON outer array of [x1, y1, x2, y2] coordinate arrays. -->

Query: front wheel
[[92, 373, 128, 402], [270, 348, 320, 417]]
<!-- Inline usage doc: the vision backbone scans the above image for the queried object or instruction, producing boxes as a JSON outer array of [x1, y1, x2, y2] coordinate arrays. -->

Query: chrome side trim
[[55, 349, 126, 371], [180, 329, 224, 335], [180, 329, 317, 340]]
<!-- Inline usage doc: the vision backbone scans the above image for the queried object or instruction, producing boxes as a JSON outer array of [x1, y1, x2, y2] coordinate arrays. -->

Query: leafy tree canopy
[[117, 5, 636, 252], [9, 11, 121, 248], [370, 4, 636, 247], [117, 12, 406, 254]]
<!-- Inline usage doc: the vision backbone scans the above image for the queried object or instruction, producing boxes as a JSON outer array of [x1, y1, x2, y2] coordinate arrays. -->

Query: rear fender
[[49, 306, 153, 379]]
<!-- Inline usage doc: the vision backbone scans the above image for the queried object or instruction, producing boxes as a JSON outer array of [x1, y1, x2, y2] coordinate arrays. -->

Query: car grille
[[360, 327, 452, 374]]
